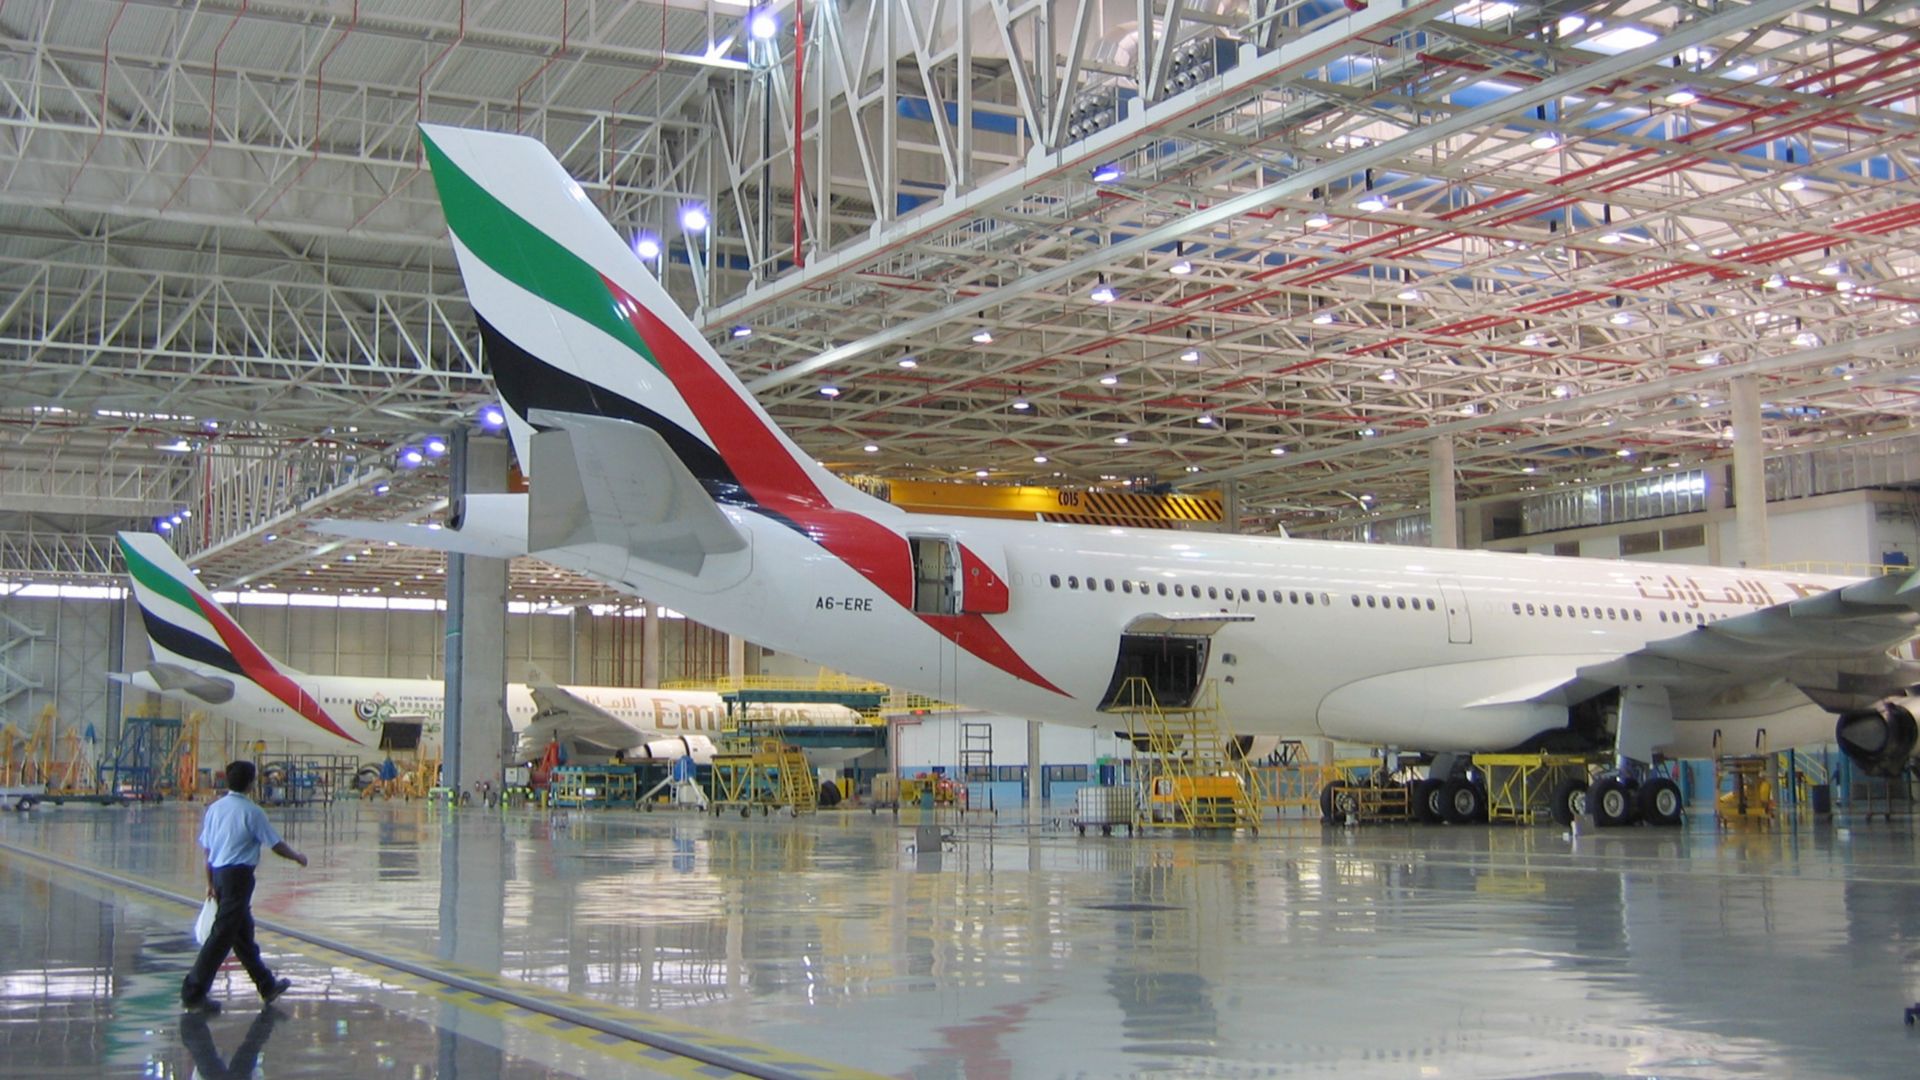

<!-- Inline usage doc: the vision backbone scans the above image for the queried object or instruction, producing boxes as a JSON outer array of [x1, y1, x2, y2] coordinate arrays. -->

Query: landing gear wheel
[[1440, 778, 1486, 824], [1412, 779, 1445, 824], [1637, 777, 1684, 827], [1549, 777, 1589, 827], [1588, 776, 1637, 827]]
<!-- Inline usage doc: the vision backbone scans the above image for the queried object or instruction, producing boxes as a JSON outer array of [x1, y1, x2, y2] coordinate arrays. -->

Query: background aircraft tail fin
[[418, 124, 892, 522], [116, 532, 300, 682]]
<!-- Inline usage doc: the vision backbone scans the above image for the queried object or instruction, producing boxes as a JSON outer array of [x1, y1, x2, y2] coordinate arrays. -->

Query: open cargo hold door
[[909, 535, 1010, 615], [1097, 613, 1255, 711]]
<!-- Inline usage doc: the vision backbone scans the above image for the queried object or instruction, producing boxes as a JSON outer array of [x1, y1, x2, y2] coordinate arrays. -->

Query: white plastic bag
[[193, 898, 216, 946]]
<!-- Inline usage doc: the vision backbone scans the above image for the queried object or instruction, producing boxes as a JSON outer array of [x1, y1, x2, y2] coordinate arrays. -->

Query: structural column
[[1729, 376, 1770, 568], [1027, 720, 1042, 824], [444, 430, 511, 792], [1221, 479, 1241, 535], [641, 606, 662, 688], [1429, 436, 1458, 549], [728, 634, 748, 681]]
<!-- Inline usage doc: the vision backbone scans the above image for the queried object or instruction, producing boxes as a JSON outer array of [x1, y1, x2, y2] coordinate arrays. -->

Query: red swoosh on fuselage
[[190, 596, 363, 743], [610, 277, 1068, 698]]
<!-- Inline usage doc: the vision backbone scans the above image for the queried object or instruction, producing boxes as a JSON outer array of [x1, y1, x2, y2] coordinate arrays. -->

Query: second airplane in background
[[116, 532, 858, 766]]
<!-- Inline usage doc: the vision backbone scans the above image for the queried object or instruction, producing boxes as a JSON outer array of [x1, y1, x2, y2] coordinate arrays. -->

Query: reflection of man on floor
[[180, 1006, 280, 1079]]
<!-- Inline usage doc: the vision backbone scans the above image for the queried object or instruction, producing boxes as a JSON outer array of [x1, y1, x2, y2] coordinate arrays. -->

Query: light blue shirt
[[198, 792, 283, 869]]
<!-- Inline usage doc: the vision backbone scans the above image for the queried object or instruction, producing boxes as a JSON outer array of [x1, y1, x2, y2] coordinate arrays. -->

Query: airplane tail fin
[[418, 124, 888, 520], [117, 532, 299, 681], [117, 532, 365, 744]]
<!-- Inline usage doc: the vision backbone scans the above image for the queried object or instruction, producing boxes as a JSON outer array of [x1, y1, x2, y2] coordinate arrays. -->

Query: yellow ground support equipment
[[1716, 755, 1777, 824], [1109, 678, 1259, 833], [549, 766, 639, 809], [1474, 753, 1601, 825], [1320, 758, 1415, 823], [709, 739, 818, 818], [1247, 740, 1338, 816]]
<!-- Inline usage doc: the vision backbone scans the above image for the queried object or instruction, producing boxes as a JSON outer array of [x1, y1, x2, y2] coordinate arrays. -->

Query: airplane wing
[[518, 681, 654, 760], [1551, 573, 1920, 713]]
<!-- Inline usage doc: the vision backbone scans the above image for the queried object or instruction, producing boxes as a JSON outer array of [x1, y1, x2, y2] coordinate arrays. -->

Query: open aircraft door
[[1097, 613, 1256, 711], [907, 535, 1010, 614], [1438, 578, 1472, 644]]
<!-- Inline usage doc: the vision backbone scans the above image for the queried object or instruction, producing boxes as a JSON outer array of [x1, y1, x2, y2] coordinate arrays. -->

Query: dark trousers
[[182, 864, 275, 1003]]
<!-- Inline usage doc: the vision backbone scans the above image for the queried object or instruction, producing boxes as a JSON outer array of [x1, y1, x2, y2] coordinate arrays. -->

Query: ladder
[[1111, 678, 1259, 833], [771, 744, 818, 813], [959, 721, 993, 810]]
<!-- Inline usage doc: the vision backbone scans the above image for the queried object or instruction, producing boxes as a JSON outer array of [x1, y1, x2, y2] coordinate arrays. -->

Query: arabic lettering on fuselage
[[1632, 575, 1791, 610]]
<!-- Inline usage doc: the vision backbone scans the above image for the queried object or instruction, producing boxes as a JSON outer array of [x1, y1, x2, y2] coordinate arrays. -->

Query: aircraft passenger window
[[1351, 595, 1361, 607], [1104, 578, 1115, 592], [1206, 587, 1218, 600], [1068, 576, 1079, 589], [1512, 602, 1522, 615], [1367, 595, 1377, 608], [1122, 580, 1133, 594], [1050, 574, 1061, 588], [1257, 590, 1268, 603], [1580, 607, 1590, 618], [1323, 593, 1333, 606], [1552, 604, 1562, 617], [1240, 589, 1250, 602], [1157, 583, 1168, 596], [1289, 591, 1300, 604], [1174, 584, 1184, 597], [1607, 608, 1616, 620], [1633, 609, 1642, 621]]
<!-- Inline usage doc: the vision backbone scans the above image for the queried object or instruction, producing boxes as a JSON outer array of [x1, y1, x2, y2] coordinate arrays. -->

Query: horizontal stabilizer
[[314, 493, 530, 558], [526, 409, 746, 576], [142, 662, 236, 704]]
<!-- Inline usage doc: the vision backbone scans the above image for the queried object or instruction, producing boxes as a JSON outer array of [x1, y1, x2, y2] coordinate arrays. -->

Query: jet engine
[[1835, 697, 1920, 777], [631, 734, 717, 766]]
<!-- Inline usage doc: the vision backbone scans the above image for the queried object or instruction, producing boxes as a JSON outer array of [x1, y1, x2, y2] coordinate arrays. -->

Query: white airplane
[[115, 532, 862, 767], [325, 124, 1920, 827]]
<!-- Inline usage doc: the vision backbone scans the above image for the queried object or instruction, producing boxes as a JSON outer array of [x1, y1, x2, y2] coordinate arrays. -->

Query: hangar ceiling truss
[[0, 0, 1916, 591]]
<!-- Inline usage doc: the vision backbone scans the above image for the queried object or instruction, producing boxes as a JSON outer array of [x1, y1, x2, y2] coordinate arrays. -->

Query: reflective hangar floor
[[3, 802, 1919, 1079]]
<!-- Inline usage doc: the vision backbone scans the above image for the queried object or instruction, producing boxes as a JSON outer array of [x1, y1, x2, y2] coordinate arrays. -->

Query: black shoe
[[260, 978, 291, 1004], [182, 997, 222, 1015]]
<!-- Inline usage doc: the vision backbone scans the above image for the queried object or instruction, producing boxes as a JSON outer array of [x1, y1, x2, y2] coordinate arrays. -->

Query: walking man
[[182, 760, 309, 1014]]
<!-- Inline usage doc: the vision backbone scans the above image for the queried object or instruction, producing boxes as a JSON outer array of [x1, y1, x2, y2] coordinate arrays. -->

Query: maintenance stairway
[[709, 739, 818, 817], [1109, 678, 1259, 833]]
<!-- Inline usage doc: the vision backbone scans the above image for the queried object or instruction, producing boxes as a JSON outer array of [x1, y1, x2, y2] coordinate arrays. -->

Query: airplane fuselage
[[535, 505, 1857, 760], [125, 669, 851, 759]]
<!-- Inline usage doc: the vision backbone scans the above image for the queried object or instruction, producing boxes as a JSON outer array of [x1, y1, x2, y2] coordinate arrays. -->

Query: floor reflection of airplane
[[328, 124, 1920, 827], [115, 532, 857, 765]]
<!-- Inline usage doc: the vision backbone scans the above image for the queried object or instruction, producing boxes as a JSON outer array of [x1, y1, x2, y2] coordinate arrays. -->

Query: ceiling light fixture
[[1305, 211, 1332, 229], [1180, 347, 1201, 363], [1033, 455, 1048, 464], [633, 234, 661, 260], [678, 204, 709, 232], [1270, 446, 1287, 456], [1763, 273, 1786, 289], [1312, 311, 1335, 325], [1090, 275, 1117, 303], [1090, 161, 1124, 183], [1397, 287, 1421, 301], [863, 444, 880, 453], [1099, 372, 1120, 386], [897, 356, 917, 368], [1169, 242, 1192, 276], [731, 324, 753, 338], [1780, 175, 1807, 192], [819, 385, 841, 398], [1112, 435, 1130, 445], [1530, 132, 1560, 150], [1696, 351, 1722, 366], [1665, 88, 1698, 105], [972, 329, 993, 344]]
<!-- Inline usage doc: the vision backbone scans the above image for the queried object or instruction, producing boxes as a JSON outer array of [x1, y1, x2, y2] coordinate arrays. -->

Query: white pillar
[[444, 432, 510, 790], [727, 634, 748, 681], [1429, 436, 1458, 549], [1027, 720, 1043, 823], [641, 606, 662, 688], [1221, 479, 1241, 535], [1730, 376, 1770, 568]]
